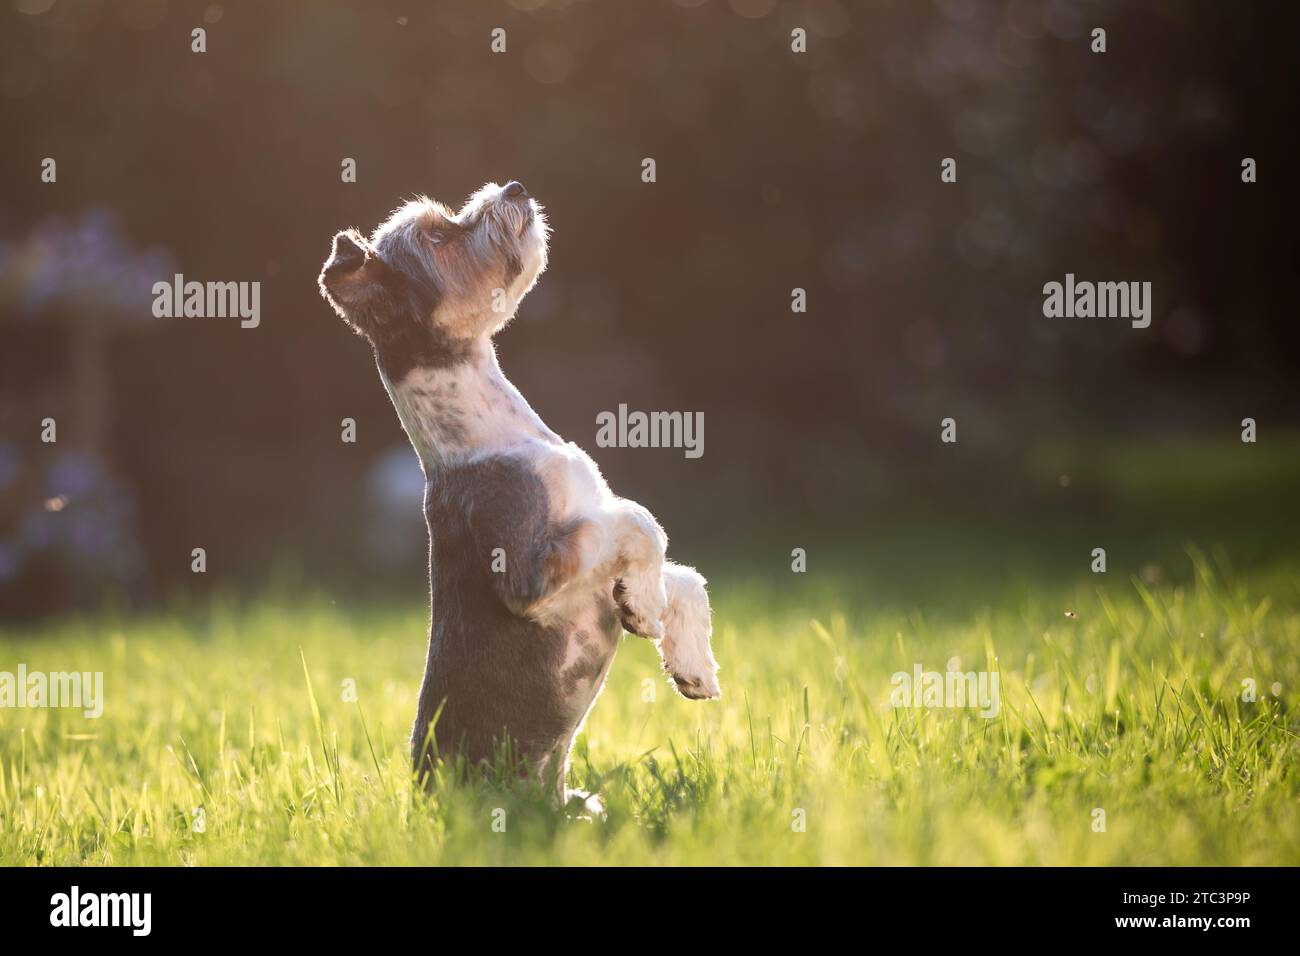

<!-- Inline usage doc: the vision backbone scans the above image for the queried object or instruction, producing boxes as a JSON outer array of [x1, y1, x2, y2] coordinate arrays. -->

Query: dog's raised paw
[[613, 577, 666, 639], [670, 668, 721, 701], [658, 568, 718, 700]]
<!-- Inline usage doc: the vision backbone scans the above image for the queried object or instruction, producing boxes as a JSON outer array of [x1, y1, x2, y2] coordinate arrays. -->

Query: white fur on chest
[[382, 344, 557, 469]]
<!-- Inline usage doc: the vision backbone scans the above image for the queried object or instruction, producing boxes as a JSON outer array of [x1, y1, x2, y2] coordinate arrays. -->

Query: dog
[[318, 181, 720, 804]]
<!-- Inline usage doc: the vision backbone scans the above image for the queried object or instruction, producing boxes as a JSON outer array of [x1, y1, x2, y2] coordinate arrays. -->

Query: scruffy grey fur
[[319, 182, 720, 805]]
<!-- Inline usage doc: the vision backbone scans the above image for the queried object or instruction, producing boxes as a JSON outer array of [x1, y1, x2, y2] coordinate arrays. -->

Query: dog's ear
[[319, 229, 386, 326], [323, 229, 369, 276]]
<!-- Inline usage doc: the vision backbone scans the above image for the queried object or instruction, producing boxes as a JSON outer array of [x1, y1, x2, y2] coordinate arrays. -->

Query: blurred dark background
[[2, 0, 1298, 617]]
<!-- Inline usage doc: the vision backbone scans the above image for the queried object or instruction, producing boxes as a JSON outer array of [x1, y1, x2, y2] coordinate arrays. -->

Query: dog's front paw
[[613, 574, 666, 639], [661, 583, 720, 701], [670, 669, 721, 700]]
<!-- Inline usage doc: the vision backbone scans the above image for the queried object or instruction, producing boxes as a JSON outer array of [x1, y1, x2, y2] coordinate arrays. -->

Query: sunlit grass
[[1, 547, 1298, 865]]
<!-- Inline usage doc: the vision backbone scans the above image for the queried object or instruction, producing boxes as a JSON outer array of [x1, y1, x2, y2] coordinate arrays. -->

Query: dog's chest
[[384, 360, 555, 469]]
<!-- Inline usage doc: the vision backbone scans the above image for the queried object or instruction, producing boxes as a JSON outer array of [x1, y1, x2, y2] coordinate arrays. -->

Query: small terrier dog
[[318, 182, 720, 803]]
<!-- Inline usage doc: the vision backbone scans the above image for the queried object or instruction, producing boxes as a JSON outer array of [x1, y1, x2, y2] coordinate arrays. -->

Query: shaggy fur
[[318, 182, 719, 803]]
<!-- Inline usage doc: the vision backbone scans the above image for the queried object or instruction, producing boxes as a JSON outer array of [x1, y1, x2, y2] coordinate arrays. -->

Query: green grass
[[1, 546, 1298, 866]]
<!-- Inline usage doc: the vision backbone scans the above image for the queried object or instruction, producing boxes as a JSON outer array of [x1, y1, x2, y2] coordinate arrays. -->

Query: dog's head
[[318, 181, 548, 346]]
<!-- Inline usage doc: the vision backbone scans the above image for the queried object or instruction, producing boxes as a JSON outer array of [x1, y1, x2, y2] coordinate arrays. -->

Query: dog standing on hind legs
[[318, 181, 720, 807]]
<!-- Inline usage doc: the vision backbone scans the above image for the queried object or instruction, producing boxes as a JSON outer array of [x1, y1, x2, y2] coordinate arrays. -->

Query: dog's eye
[[429, 228, 448, 245]]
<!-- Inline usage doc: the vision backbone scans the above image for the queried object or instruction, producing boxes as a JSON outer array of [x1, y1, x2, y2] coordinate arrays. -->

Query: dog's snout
[[503, 181, 527, 199]]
